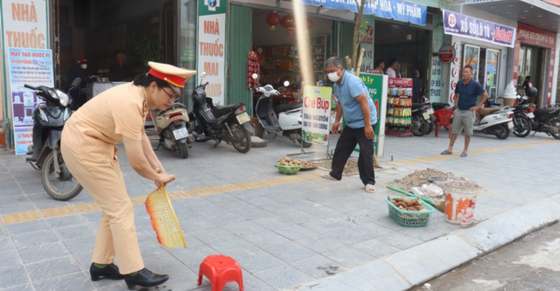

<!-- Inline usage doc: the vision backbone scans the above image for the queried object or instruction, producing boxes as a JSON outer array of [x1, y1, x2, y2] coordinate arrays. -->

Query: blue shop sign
[[301, 0, 427, 26]]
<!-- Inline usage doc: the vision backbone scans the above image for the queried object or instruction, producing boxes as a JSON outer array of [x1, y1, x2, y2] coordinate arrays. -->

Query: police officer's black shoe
[[124, 268, 169, 290], [90, 263, 125, 281]]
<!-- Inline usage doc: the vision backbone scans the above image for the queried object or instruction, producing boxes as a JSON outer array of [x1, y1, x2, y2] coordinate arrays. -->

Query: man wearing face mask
[[322, 57, 377, 193], [66, 58, 98, 110]]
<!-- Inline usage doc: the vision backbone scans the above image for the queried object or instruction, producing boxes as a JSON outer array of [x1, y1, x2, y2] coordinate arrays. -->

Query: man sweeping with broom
[[321, 57, 378, 193]]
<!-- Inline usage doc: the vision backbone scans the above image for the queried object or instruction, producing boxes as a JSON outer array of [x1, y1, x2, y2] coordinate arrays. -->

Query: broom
[[145, 187, 187, 248]]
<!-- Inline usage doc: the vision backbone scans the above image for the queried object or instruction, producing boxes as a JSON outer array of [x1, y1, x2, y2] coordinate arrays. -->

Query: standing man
[[412, 69, 424, 103], [442, 65, 487, 157], [322, 57, 377, 193], [385, 58, 398, 78]]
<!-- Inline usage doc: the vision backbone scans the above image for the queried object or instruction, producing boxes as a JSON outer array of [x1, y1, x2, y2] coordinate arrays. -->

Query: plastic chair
[[434, 109, 454, 138], [198, 255, 244, 291]]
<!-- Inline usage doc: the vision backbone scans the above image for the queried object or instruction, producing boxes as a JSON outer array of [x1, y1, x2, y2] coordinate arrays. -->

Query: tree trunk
[[352, 0, 366, 70]]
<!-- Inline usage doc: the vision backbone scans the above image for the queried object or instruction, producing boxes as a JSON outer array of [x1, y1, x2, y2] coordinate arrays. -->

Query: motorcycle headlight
[[55, 89, 70, 107]]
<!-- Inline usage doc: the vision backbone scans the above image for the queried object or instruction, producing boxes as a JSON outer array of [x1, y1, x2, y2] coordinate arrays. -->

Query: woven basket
[[386, 195, 435, 227], [276, 163, 302, 175], [145, 187, 187, 248]]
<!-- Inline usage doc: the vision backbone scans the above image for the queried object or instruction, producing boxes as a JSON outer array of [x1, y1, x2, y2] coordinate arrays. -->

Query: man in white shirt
[[386, 58, 398, 78]]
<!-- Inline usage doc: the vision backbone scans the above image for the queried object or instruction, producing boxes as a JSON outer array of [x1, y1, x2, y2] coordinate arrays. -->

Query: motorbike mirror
[[283, 81, 290, 87], [201, 72, 207, 80], [252, 73, 258, 80]]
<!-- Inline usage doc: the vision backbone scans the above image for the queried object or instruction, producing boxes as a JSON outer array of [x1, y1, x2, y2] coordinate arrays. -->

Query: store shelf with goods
[[385, 79, 414, 137]]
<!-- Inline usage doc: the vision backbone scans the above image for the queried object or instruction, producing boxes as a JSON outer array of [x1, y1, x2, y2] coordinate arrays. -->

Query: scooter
[[255, 81, 311, 147], [189, 72, 253, 153], [411, 101, 431, 136], [511, 95, 533, 138], [474, 106, 514, 139], [25, 84, 83, 201], [153, 102, 194, 158], [518, 87, 560, 139]]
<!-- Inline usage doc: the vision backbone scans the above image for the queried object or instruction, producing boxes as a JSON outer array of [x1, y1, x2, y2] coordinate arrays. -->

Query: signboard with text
[[302, 86, 332, 145], [302, 0, 427, 26], [359, 73, 388, 157], [442, 9, 516, 48], [197, 0, 226, 105], [8, 48, 54, 155]]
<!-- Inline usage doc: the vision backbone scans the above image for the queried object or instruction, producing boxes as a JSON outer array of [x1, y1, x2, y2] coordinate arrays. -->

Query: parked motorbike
[[255, 81, 311, 147], [153, 103, 194, 158], [474, 106, 514, 139], [411, 102, 431, 136], [518, 87, 560, 139], [511, 95, 533, 138], [189, 72, 253, 153], [25, 84, 83, 201]]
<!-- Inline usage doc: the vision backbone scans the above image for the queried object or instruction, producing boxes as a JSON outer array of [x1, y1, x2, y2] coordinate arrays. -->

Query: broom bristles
[[145, 187, 187, 248]]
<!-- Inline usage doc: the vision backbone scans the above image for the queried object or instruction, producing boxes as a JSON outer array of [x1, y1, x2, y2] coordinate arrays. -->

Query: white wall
[[252, 12, 333, 46]]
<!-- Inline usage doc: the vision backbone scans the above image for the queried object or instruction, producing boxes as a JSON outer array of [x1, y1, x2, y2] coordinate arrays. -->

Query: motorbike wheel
[[177, 142, 189, 159], [257, 124, 276, 142], [411, 115, 427, 136], [296, 130, 312, 148], [425, 115, 435, 135], [41, 151, 83, 201], [512, 115, 531, 137], [494, 123, 510, 140], [550, 117, 560, 139], [230, 123, 251, 153]]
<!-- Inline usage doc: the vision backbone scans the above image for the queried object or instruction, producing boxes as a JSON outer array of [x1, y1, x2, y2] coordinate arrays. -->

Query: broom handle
[[345, 56, 352, 70]]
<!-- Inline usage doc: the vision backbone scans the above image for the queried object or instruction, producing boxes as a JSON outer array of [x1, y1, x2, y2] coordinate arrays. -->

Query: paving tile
[[398, 226, 445, 241], [63, 235, 96, 255], [253, 264, 314, 290], [321, 245, 375, 268], [0, 265, 30, 290], [321, 226, 373, 245], [289, 280, 354, 291], [336, 260, 412, 291], [271, 225, 319, 241], [19, 241, 70, 264], [5, 220, 50, 236], [44, 215, 89, 229], [233, 249, 285, 274], [222, 220, 268, 236], [290, 254, 344, 279], [33, 272, 95, 291], [301, 205, 345, 219], [0, 283, 35, 291], [206, 236, 256, 257], [168, 244, 219, 272], [241, 230, 292, 249], [0, 236, 15, 252], [351, 238, 402, 260], [0, 250, 22, 265], [261, 242, 317, 263], [351, 222, 394, 238], [26, 256, 82, 281], [189, 227, 236, 245], [251, 217, 291, 230], [12, 230, 60, 249], [295, 235, 345, 253]]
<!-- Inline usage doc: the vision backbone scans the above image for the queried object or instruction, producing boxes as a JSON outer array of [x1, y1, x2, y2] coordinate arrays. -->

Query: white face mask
[[80, 64, 87, 69], [327, 71, 340, 82]]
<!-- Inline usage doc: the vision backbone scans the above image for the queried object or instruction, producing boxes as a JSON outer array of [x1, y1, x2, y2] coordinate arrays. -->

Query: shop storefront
[[514, 24, 557, 108], [442, 9, 516, 104]]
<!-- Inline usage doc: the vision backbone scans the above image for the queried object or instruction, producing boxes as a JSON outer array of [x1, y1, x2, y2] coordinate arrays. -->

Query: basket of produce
[[276, 157, 303, 175], [300, 161, 318, 171], [386, 195, 435, 227]]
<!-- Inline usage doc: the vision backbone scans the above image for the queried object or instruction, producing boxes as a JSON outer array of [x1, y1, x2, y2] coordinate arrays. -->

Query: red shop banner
[[517, 23, 556, 49]]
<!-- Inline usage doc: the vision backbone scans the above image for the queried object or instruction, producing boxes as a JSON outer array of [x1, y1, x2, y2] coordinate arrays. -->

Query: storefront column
[[227, 5, 252, 111]]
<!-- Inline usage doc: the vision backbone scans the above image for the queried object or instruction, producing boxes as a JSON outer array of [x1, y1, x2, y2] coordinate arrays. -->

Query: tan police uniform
[[61, 62, 195, 274]]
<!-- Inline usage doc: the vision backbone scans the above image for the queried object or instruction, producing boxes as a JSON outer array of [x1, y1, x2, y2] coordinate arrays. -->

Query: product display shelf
[[385, 79, 413, 137]]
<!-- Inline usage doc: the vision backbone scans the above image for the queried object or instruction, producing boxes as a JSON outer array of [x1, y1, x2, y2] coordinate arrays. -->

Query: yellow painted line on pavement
[[1, 139, 556, 226], [388, 139, 558, 167], [0, 172, 323, 226]]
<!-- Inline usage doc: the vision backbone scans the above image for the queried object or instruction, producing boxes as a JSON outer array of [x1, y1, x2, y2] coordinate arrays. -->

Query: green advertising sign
[[198, 0, 227, 15], [359, 73, 384, 137]]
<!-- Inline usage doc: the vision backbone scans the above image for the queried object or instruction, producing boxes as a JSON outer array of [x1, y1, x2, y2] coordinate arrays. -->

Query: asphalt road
[[412, 222, 560, 291]]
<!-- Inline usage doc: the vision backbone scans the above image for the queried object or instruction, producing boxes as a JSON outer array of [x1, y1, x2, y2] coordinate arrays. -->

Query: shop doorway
[[52, 0, 180, 90], [374, 21, 431, 86], [517, 44, 546, 107]]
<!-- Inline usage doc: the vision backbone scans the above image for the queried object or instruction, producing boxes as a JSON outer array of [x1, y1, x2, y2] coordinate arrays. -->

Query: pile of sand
[[388, 168, 483, 194]]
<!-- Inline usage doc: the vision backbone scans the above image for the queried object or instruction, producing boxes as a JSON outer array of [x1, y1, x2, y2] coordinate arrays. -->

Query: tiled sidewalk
[[0, 132, 558, 291]]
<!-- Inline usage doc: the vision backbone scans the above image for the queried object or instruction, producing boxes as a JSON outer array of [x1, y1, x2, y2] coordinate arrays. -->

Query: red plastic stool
[[198, 255, 244, 291]]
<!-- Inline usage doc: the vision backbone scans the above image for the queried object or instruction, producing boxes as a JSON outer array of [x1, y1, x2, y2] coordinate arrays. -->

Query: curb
[[285, 194, 560, 291]]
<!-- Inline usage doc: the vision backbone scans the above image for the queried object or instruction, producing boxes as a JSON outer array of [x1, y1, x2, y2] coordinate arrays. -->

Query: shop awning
[[442, 9, 517, 48], [300, 0, 428, 26], [463, 0, 560, 33]]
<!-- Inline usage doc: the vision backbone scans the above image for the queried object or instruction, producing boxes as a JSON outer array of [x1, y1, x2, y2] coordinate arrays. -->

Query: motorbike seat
[[411, 103, 426, 110], [432, 102, 451, 111], [534, 107, 560, 119], [212, 103, 242, 118], [275, 103, 302, 113], [478, 107, 501, 116]]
